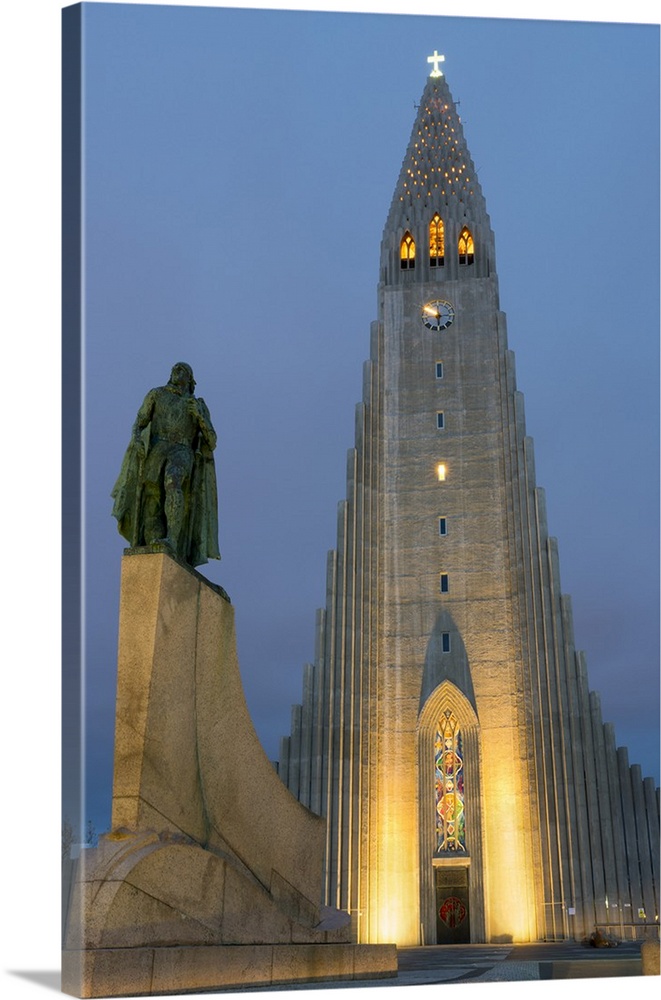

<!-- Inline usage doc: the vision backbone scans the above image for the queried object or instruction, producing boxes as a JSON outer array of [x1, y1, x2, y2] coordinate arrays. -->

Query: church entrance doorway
[[435, 866, 470, 944]]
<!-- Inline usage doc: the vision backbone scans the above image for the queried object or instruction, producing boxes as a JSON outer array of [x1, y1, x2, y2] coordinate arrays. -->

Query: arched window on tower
[[400, 231, 416, 269], [429, 213, 445, 267], [434, 710, 466, 854], [458, 226, 475, 266]]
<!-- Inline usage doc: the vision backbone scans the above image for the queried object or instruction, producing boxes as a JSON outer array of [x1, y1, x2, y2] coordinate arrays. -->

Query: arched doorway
[[417, 680, 485, 943]]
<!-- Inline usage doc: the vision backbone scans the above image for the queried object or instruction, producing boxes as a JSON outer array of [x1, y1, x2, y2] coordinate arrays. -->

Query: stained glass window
[[434, 710, 466, 852], [400, 231, 416, 269], [458, 226, 475, 265], [429, 213, 445, 266]]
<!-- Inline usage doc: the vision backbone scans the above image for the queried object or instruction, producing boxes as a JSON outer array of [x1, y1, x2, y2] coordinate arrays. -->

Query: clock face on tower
[[422, 299, 455, 331]]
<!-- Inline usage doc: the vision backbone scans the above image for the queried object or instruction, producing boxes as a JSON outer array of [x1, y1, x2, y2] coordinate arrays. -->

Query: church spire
[[279, 51, 660, 948], [381, 57, 494, 283]]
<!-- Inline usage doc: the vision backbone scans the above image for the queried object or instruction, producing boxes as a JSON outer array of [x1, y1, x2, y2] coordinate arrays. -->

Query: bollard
[[641, 938, 660, 976]]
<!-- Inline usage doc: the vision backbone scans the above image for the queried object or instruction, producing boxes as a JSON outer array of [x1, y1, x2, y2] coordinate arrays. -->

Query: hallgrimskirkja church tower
[[277, 55, 659, 947]]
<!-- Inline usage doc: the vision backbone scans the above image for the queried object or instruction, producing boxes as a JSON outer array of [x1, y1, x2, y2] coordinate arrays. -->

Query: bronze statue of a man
[[111, 362, 220, 567]]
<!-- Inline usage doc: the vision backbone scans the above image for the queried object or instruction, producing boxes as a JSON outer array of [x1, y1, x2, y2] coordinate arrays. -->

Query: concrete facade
[[279, 72, 660, 946], [62, 553, 396, 996]]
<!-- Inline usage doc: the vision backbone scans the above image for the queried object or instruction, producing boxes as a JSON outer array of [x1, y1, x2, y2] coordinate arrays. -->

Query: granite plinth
[[62, 554, 396, 996], [62, 943, 398, 998]]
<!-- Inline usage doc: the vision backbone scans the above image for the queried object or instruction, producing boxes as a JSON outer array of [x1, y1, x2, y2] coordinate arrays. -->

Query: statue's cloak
[[111, 417, 220, 568]]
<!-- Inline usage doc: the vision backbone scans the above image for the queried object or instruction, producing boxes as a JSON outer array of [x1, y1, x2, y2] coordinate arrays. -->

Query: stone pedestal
[[62, 553, 396, 996]]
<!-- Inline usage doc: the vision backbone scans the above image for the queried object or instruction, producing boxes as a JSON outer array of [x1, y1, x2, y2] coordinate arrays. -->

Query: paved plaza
[[232, 941, 646, 991]]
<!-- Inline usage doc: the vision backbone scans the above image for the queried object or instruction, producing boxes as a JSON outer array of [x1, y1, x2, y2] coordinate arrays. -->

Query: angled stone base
[[62, 943, 398, 997], [62, 554, 397, 996]]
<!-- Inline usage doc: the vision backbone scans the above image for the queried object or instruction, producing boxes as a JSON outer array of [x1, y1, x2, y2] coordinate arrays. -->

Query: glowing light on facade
[[459, 226, 475, 264], [400, 231, 416, 269], [429, 213, 445, 265]]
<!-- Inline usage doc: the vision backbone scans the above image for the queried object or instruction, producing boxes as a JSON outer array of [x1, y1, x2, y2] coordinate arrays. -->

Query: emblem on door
[[439, 895, 467, 928]]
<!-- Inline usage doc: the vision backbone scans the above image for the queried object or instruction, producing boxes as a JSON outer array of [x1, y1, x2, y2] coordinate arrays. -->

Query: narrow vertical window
[[437, 463, 447, 481], [436, 411, 445, 430], [458, 226, 474, 265], [438, 517, 447, 536], [441, 632, 451, 652], [440, 573, 449, 593], [400, 231, 416, 269], [435, 710, 466, 852], [435, 361, 444, 380], [429, 213, 445, 267]]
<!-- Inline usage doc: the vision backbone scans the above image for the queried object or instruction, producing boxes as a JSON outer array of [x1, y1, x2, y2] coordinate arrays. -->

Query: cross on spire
[[427, 50, 445, 77]]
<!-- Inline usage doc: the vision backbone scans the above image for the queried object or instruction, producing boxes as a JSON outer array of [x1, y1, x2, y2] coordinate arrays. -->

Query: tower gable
[[420, 612, 477, 715], [381, 75, 495, 284]]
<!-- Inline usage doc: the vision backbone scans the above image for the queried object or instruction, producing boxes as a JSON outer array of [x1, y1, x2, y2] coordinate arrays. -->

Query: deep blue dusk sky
[[77, 5, 660, 841], [1, 3, 659, 993]]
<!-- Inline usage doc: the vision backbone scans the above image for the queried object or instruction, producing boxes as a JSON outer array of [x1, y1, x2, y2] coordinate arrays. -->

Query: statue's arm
[[132, 389, 156, 440], [194, 397, 217, 451], [133, 389, 155, 434]]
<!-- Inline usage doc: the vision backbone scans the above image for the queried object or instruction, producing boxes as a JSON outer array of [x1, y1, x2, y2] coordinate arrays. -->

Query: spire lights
[[427, 50, 445, 77]]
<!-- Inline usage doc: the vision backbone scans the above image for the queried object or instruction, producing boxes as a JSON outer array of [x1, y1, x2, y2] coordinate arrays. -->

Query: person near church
[[111, 362, 220, 567]]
